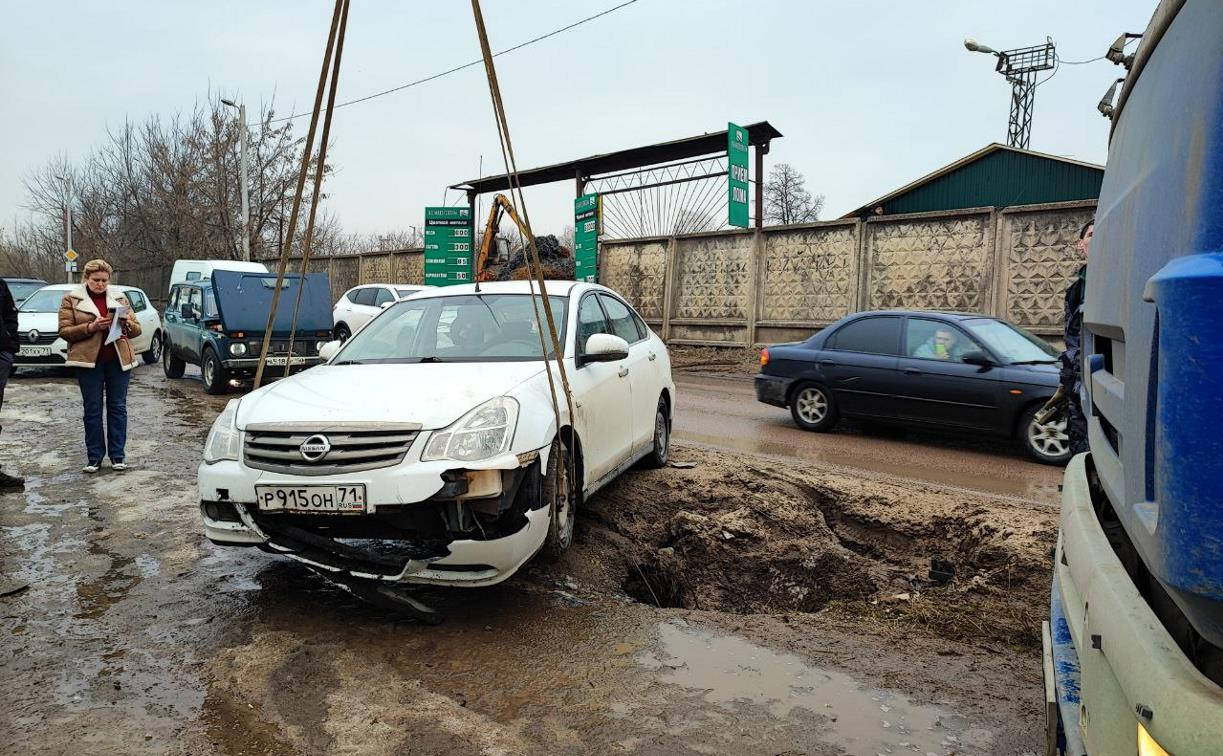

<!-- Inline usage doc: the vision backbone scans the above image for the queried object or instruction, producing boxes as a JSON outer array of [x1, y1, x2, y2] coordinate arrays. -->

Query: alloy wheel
[[795, 387, 828, 425], [1028, 416, 1070, 458]]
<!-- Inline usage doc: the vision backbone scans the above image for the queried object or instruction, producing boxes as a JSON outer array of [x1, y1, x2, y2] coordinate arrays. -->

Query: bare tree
[[764, 163, 824, 226]]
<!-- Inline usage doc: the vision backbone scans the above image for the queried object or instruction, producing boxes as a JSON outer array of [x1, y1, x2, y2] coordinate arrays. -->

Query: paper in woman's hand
[[104, 305, 130, 345]]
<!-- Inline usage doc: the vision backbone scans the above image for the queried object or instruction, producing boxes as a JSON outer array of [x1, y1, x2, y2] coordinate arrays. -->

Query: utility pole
[[965, 38, 1056, 150], [222, 99, 252, 261], [56, 174, 73, 282]]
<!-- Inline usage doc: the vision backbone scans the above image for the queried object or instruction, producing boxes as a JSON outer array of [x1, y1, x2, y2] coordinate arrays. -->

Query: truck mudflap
[[1049, 454, 1223, 755]]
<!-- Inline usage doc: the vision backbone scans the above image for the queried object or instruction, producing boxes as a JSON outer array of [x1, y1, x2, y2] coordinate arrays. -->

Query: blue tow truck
[[1043, 1, 1223, 753]]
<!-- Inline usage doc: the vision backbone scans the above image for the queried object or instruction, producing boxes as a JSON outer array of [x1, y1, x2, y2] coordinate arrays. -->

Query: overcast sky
[[2, 0, 1155, 243]]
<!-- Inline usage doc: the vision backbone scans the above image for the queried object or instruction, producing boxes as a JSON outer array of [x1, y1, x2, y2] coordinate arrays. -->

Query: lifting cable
[[470, 0, 579, 483], [254, 0, 348, 389]]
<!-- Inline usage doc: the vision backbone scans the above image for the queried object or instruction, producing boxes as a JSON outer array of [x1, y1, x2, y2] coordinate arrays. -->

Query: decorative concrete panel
[[673, 233, 753, 321], [761, 224, 858, 323], [600, 240, 667, 320], [330, 257, 359, 302], [867, 216, 991, 312], [1003, 208, 1095, 329], [362, 254, 391, 285], [394, 252, 424, 285]]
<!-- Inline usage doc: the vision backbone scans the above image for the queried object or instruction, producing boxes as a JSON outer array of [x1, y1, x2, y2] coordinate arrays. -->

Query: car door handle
[[618, 366, 630, 378], [903, 367, 922, 375], [819, 359, 836, 368]]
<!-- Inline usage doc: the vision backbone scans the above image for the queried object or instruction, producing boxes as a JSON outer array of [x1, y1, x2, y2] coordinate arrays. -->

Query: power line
[[1058, 54, 1106, 65], [267, 0, 640, 125]]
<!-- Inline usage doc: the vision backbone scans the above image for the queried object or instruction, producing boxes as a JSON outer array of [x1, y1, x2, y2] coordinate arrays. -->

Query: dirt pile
[[569, 446, 1058, 648], [483, 234, 575, 281]]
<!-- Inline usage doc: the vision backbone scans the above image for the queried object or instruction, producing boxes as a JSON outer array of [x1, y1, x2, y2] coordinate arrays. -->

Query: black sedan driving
[[755, 310, 1069, 464]]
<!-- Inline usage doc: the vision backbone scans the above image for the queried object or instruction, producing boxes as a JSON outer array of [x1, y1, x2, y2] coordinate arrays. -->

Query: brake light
[[760, 347, 770, 367]]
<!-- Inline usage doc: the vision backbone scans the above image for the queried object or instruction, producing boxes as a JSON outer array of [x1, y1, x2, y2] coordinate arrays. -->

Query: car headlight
[[229, 342, 248, 356], [203, 400, 241, 463], [422, 396, 519, 462]]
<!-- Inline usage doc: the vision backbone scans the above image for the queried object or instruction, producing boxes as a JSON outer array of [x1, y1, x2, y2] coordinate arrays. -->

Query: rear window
[[826, 317, 901, 355]]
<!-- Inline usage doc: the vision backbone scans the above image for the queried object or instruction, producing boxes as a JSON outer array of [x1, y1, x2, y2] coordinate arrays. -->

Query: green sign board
[[424, 206, 473, 286], [574, 193, 600, 282], [727, 121, 750, 228]]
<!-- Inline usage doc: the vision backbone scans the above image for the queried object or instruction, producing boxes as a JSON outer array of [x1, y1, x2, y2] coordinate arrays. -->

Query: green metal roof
[[843, 143, 1104, 218]]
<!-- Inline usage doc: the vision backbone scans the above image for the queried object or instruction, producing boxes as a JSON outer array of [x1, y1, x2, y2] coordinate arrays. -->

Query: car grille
[[23, 332, 57, 345], [243, 424, 421, 475]]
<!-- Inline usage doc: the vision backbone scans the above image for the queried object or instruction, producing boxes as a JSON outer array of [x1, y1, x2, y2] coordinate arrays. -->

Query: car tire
[[1020, 405, 1072, 465], [789, 382, 838, 432], [540, 437, 577, 562], [143, 331, 162, 365], [201, 347, 229, 395], [163, 339, 185, 379], [335, 324, 351, 342], [638, 397, 671, 469]]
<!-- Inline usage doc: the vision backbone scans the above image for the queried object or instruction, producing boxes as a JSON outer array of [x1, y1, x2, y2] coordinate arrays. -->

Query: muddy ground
[[1, 368, 1057, 755]]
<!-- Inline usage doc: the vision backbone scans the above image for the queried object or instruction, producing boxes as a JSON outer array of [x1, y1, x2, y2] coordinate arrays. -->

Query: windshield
[[18, 289, 66, 313], [962, 318, 1058, 363], [8, 281, 46, 302], [396, 288, 419, 299], [335, 293, 569, 364]]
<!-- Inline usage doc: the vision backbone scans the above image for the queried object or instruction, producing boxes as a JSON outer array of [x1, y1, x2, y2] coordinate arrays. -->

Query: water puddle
[[645, 623, 986, 755]]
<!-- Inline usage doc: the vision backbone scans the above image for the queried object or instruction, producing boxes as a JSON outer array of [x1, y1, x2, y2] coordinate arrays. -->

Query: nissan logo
[[299, 434, 331, 462], [27, 330, 39, 343]]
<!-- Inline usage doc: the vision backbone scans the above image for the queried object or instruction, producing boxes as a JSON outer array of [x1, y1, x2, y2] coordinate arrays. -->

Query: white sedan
[[14, 283, 164, 369], [199, 281, 674, 588], [332, 284, 429, 341]]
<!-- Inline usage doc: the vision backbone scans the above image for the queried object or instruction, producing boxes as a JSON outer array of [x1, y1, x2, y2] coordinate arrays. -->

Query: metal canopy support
[[994, 41, 1055, 150]]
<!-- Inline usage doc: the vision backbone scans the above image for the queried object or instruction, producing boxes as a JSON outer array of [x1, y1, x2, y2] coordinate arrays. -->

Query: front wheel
[[163, 339, 185, 379], [789, 383, 838, 432], [638, 398, 670, 469], [540, 437, 577, 561], [334, 324, 352, 342], [201, 348, 229, 395], [1020, 406, 1072, 465], [143, 331, 162, 365]]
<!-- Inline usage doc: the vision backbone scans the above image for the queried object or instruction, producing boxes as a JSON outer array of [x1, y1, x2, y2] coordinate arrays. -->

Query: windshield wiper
[[1011, 359, 1058, 365], [415, 356, 445, 363], [330, 359, 366, 366]]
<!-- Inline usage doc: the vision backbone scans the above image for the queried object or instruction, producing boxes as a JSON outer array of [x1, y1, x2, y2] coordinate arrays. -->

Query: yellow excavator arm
[[475, 193, 533, 281]]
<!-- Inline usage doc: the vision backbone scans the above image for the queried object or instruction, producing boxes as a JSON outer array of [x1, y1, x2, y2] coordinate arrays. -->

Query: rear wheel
[[334, 323, 352, 342], [789, 383, 838, 432], [143, 331, 162, 365], [201, 347, 229, 395], [540, 437, 577, 561], [163, 339, 185, 379], [1021, 405, 1072, 465]]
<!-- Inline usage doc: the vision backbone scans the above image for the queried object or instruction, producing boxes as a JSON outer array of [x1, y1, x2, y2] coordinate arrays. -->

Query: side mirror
[[582, 333, 629, 364], [380, 301, 394, 310], [181, 303, 196, 320], [318, 340, 342, 362], [960, 349, 995, 367]]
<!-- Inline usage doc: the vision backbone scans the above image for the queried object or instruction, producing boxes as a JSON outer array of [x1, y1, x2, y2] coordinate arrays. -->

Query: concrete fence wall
[[258, 248, 427, 304], [600, 199, 1095, 346]]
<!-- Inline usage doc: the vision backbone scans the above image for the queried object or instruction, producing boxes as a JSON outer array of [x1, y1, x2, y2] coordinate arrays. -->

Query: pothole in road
[[578, 449, 1056, 648]]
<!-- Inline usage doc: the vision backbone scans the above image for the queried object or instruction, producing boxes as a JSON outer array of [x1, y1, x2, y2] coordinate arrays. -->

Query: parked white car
[[332, 284, 429, 341], [14, 284, 163, 369], [200, 281, 674, 588]]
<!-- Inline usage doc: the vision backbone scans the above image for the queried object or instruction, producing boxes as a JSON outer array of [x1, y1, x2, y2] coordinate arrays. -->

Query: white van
[[169, 260, 268, 292]]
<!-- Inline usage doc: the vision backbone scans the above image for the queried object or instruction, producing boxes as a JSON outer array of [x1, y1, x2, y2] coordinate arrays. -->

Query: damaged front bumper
[[198, 445, 552, 588]]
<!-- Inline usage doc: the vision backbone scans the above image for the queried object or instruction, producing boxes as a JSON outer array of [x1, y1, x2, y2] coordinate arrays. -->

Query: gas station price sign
[[424, 206, 474, 286]]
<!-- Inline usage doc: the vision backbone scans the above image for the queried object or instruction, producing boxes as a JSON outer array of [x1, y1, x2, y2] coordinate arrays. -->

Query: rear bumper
[[754, 373, 793, 407], [1046, 454, 1223, 754]]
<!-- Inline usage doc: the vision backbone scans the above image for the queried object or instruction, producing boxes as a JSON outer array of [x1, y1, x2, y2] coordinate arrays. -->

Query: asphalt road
[[672, 372, 1064, 504]]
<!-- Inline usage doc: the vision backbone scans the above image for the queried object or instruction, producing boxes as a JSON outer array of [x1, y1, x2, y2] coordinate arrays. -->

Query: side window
[[204, 291, 219, 318], [185, 271, 201, 282], [168, 287, 181, 310], [126, 290, 147, 313], [577, 295, 610, 353], [630, 309, 649, 340], [826, 317, 901, 355], [343, 287, 360, 304], [598, 294, 641, 344], [906, 319, 973, 361], [374, 288, 395, 307], [353, 288, 378, 307], [187, 288, 202, 315]]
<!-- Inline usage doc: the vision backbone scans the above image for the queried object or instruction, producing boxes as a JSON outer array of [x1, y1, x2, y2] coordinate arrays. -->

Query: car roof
[[36, 283, 145, 293], [847, 309, 995, 321], [3, 277, 47, 283], [413, 280, 586, 297]]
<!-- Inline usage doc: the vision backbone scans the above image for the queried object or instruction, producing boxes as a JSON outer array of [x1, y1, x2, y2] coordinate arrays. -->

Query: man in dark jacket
[[1061, 220, 1093, 455], [0, 279, 24, 489]]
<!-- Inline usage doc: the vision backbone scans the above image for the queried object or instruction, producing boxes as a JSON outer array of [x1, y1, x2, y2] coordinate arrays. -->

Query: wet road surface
[[2, 366, 1044, 754], [673, 372, 1063, 504]]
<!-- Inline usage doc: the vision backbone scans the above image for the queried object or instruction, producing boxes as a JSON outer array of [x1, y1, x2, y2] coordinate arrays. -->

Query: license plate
[[18, 346, 50, 357], [265, 356, 307, 366], [255, 484, 367, 514]]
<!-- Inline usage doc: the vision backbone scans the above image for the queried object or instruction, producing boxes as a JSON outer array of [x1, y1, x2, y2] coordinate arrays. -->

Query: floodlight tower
[[965, 37, 1056, 150]]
